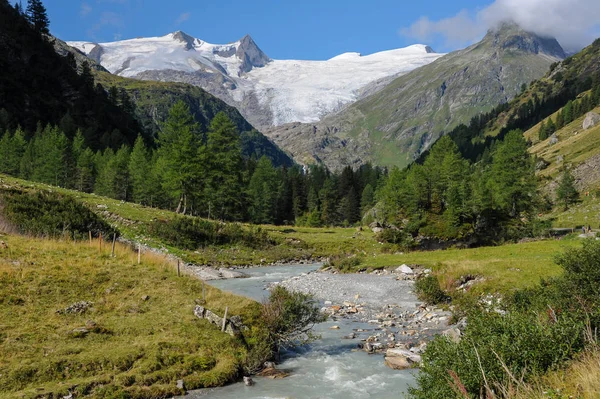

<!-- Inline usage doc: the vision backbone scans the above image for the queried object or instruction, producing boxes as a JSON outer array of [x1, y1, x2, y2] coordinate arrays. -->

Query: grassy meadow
[[0, 234, 261, 398]]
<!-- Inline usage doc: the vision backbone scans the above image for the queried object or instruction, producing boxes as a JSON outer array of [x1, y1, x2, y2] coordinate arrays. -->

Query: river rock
[[384, 356, 412, 370], [258, 367, 290, 379], [218, 268, 248, 279], [395, 264, 414, 274], [583, 112, 600, 130], [384, 348, 422, 370], [243, 376, 254, 386]]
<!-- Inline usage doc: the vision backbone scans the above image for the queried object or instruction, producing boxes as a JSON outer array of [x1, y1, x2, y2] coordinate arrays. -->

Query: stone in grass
[[176, 379, 186, 391]]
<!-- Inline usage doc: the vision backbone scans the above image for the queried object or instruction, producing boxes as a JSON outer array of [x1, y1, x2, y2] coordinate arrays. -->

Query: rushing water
[[188, 264, 416, 399]]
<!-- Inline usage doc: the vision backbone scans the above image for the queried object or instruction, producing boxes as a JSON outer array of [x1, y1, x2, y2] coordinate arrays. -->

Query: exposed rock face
[[583, 112, 600, 130], [264, 24, 565, 170]]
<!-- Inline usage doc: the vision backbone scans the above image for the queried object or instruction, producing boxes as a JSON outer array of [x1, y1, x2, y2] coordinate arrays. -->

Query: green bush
[[327, 255, 362, 272], [411, 241, 600, 398], [261, 286, 326, 350], [0, 189, 116, 239], [414, 275, 449, 305], [147, 217, 275, 250], [410, 310, 585, 399]]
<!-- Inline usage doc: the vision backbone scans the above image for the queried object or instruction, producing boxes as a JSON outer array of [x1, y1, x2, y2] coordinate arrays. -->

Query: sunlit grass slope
[[0, 234, 260, 398]]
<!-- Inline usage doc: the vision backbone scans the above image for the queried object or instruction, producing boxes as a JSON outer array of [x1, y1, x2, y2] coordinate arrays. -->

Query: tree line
[[0, 101, 385, 226], [378, 131, 540, 243]]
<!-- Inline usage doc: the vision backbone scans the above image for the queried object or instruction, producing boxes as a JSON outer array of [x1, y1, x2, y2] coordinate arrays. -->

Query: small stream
[[188, 264, 416, 399]]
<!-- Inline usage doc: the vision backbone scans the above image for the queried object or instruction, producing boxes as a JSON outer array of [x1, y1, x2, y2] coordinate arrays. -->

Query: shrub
[[261, 286, 326, 350], [0, 188, 116, 239], [327, 255, 362, 272], [147, 217, 275, 250], [414, 275, 450, 305], [410, 310, 585, 399]]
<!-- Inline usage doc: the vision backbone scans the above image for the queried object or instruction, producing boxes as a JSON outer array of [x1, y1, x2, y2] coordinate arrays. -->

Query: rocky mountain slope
[[264, 24, 566, 170], [68, 32, 443, 130]]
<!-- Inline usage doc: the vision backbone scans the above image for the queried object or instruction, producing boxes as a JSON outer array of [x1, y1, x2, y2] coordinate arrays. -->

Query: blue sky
[[30, 0, 600, 59]]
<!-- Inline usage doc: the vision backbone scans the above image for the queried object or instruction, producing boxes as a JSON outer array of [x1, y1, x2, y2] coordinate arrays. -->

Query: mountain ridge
[[68, 32, 443, 130], [263, 24, 567, 170]]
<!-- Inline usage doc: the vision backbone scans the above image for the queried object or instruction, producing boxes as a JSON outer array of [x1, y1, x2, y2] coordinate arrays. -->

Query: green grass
[[362, 238, 581, 294], [544, 194, 600, 228], [0, 234, 261, 398], [526, 105, 600, 182]]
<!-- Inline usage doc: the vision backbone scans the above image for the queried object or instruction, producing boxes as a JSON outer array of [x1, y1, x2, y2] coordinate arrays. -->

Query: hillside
[[264, 24, 565, 170], [94, 72, 293, 166], [0, 1, 143, 150], [68, 31, 443, 130]]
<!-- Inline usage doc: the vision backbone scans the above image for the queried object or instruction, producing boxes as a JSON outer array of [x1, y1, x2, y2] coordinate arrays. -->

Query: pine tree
[[203, 112, 244, 220], [129, 136, 152, 205], [489, 130, 536, 218], [361, 184, 375, 214], [563, 100, 574, 124], [538, 119, 548, 141], [26, 0, 49, 34], [247, 156, 280, 224], [157, 101, 201, 213], [556, 168, 579, 210], [546, 117, 556, 135], [554, 111, 564, 130], [75, 148, 96, 192]]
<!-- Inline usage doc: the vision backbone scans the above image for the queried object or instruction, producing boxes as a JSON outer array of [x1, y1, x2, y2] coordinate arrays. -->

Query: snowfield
[[69, 32, 443, 126]]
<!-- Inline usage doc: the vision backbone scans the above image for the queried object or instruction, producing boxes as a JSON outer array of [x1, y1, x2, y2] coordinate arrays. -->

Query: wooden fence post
[[88, 231, 92, 246], [202, 282, 206, 302], [99, 232, 102, 252], [137, 243, 141, 264], [111, 233, 116, 257], [222, 306, 228, 332], [177, 259, 181, 277]]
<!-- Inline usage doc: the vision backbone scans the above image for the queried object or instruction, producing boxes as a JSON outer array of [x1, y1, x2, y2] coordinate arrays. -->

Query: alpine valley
[[69, 24, 566, 170]]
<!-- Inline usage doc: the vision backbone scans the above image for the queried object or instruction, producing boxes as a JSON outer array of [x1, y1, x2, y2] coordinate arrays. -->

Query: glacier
[[69, 32, 443, 129]]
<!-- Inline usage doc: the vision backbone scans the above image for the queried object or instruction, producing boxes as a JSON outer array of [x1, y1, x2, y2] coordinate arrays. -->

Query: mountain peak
[[485, 22, 566, 59], [171, 30, 195, 50], [235, 34, 270, 74]]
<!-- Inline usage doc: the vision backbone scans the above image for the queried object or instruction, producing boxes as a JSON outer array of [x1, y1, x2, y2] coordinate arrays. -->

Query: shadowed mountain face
[[263, 23, 567, 171]]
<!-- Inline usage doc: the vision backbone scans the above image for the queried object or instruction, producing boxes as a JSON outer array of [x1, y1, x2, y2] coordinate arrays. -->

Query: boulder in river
[[384, 348, 422, 370], [258, 367, 290, 379]]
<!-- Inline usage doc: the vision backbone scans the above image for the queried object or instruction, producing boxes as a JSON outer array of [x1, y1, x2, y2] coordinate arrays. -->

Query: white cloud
[[175, 12, 191, 26], [80, 2, 92, 17], [401, 0, 600, 51]]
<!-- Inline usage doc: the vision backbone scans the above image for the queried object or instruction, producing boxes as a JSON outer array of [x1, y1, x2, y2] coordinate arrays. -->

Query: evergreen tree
[[94, 149, 116, 197], [555, 111, 565, 129], [128, 136, 152, 205], [360, 184, 375, 214], [203, 112, 244, 220], [339, 186, 360, 225], [247, 156, 280, 224], [556, 168, 578, 210], [546, 117, 556, 135], [26, 0, 49, 34], [563, 100, 574, 124], [157, 101, 201, 214], [489, 130, 536, 218], [75, 148, 95, 193], [112, 145, 131, 200], [538, 119, 548, 141]]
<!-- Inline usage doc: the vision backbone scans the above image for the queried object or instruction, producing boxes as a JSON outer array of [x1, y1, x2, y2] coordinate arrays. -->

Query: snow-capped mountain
[[69, 31, 443, 129]]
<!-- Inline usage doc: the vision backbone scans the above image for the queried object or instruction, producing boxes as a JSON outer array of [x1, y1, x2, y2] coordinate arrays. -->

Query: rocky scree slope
[[68, 32, 443, 131], [264, 24, 566, 170]]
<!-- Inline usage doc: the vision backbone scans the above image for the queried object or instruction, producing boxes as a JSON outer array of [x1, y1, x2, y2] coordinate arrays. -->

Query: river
[[187, 264, 417, 399]]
